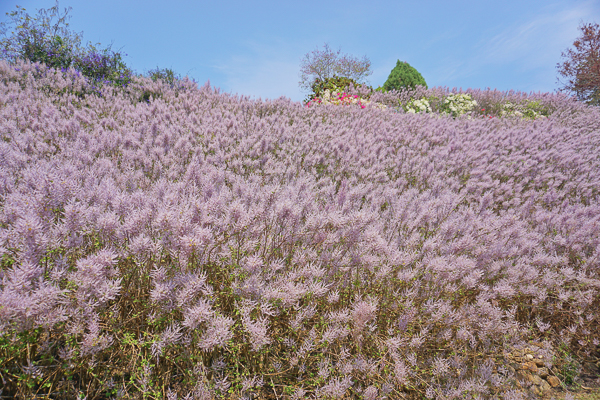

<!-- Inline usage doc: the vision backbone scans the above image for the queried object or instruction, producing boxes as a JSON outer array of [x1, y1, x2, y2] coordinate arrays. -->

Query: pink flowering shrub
[[0, 59, 599, 399]]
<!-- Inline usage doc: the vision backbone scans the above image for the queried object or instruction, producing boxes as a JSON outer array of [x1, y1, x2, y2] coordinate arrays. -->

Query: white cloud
[[479, 1, 597, 69], [424, 0, 600, 90]]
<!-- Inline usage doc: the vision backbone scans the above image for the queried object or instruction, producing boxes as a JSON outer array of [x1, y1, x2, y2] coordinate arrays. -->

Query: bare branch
[[298, 43, 372, 93]]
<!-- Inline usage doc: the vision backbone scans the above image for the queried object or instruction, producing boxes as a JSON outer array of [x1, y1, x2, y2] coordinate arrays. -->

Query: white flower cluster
[[405, 98, 432, 114], [366, 100, 388, 110], [442, 93, 478, 118], [500, 101, 548, 120]]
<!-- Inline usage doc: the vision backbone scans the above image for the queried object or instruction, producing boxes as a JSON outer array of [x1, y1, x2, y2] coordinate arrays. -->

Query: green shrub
[[71, 43, 133, 90], [19, 31, 74, 71], [1, 2, 134, 93], [304, 75, 372, 104], [500, 99, 551, 120], [135, 67, 184, 103], [145, 66, 181, 87], [383, 60, 427, 92], [0, 3, 82, 71], [553, 343, 581, 386]]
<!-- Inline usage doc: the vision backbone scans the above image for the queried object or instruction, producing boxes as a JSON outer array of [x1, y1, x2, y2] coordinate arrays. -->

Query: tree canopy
[[556, 22, 600, 106], [298, 43, 372, 93]]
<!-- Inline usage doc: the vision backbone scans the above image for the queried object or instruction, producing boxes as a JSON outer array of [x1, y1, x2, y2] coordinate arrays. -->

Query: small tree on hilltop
[[383, 60, 427, 92], [298, 43, 372, 93], [556, 21, 600, 106]]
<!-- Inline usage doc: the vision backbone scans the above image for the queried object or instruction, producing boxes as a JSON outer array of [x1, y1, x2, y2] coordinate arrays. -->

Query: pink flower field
[[0, 59, 599, 399]]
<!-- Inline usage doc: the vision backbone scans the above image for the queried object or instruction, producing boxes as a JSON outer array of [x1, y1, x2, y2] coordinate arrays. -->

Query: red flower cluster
[[480, 108, 494, 119]]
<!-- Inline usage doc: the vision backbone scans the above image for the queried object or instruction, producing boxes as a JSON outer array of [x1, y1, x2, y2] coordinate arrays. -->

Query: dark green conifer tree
[[383, 60, 427, 92]]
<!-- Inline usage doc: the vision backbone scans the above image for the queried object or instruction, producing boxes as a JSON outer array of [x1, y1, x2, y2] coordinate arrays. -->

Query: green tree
[[383, 60, 427, 92]]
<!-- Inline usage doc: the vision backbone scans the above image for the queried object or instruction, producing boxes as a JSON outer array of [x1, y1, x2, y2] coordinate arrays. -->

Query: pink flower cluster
[[0, 59, 599, 399], [306, 90, 369, 108]]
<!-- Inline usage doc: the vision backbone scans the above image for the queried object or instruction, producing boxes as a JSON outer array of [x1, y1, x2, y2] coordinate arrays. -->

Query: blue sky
[[1, 0, 599, 103]]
